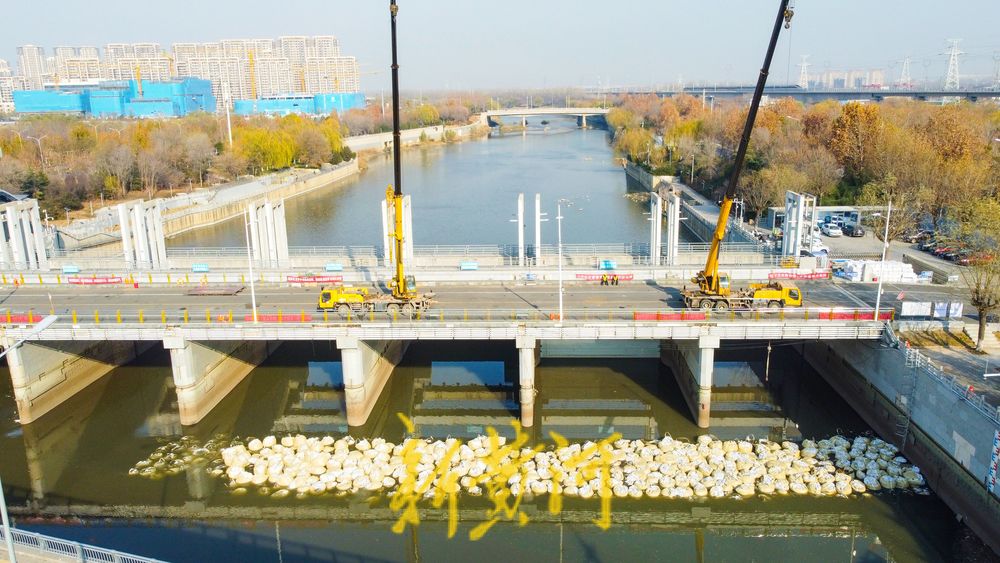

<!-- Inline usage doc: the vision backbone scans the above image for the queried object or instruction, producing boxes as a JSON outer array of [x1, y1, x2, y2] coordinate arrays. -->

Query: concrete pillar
[[20, 208, 38, 270], [30, 204, 48, 271], [117, 203, 135, 269], [517, 335, 537, 428], [650, 192, 663, 265], [1, 337, 152, 424], [337, 336, 409, 427], [665, 191, 681, 265], [381, 199, 391, 267], [0, 221, 12, 270], [581, 114, 587, 128], [164, 334, 279, 425], [273, 200, 290, 268], [7, 207, 26, 269], [694, 335, 719, 428], [402, 195, 414, 268], [516, 193, 524, 267], [534, 193, 542, 262], [660, 335, 719, 429], [521, 115, 527, 128]]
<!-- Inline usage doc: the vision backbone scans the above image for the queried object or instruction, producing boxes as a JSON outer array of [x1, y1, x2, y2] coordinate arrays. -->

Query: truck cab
[[748, 282, 802, 308], [318, 286, 368, 309]]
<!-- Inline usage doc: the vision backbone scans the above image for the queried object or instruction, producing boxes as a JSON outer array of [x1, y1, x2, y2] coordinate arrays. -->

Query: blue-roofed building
[[12, 78, 215, 118], [233, 92, 365, 116]]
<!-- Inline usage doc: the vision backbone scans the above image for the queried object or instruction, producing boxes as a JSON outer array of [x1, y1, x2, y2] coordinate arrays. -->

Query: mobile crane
[[318, 0, 433, 318], [681, 0, 802, 311]]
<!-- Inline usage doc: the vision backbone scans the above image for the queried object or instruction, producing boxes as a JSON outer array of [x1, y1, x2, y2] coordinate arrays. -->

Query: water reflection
[[0, 341, 960, 561]]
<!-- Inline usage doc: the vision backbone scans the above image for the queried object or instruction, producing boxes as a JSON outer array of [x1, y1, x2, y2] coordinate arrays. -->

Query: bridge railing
[[0, 526, 166, 563], [0, 306, 894, 327]]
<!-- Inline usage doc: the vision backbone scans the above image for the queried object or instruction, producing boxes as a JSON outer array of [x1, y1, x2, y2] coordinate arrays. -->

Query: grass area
[[898, 329, 983, 353]]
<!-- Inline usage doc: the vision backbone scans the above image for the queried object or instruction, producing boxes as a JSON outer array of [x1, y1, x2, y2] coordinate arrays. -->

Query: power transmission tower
[[943, 39, 963, 90], [797, 55, 810, 89], [897, 57, 912, 89]]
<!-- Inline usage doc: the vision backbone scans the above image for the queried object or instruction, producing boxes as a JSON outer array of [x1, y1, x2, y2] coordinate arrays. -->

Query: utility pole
[[873, 199, 892, 321], [797, 55, 810, 89], [944, 39, 963, 90]]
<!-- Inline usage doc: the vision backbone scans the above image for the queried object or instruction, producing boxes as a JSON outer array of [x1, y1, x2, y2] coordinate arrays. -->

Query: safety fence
[[884, 327, 1000, 426], [0, 306, 894, 327], [0, 526, 166, 563]]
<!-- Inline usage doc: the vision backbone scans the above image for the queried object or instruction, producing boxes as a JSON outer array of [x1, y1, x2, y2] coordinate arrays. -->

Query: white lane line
[[829, 284, 870, 308]]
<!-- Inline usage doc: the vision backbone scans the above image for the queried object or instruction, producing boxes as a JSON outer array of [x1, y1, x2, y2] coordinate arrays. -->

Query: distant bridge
[[587, 85, 1000, 103], [483, 106, 609, 127]]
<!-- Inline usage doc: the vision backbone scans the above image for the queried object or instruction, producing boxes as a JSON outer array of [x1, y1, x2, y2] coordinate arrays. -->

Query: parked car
[[842, 224, 865, 237], [903, 229, 933, 243], [918, 238, 939, 252], [821, 223, 843, 237], [931, 245, 955, 257], [958, 251, 996, 266]]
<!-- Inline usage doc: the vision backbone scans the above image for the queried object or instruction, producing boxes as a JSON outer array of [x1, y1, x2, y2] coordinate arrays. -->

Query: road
[[0, 279, 971, 317]]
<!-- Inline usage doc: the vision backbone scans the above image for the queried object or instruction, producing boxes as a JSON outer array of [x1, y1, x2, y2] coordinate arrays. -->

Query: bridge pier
[[521, 115, 527, 128], [1, 338, 152, 424], [338, 337, 409, 427], [517, 336, 539, 427], [163, 334, 280, 425], [580, 115, 587, 128], [661, 335, 719, 428]]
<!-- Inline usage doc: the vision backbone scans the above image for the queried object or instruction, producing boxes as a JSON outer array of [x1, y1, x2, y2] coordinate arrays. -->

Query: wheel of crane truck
[[767, 301, 782, 309], [699, 300, 715, 311], [715, 301, 730, 311], [336, 304, 351, 318], [401, 303, 415, 318], [386, 303, 401, 318]]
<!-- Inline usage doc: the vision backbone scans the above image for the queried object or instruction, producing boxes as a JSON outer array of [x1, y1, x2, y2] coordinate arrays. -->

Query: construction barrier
[[576, 273, 635, 281], [767, 271, 832, 280], [287, 275, 343, 284], [633, 312, 708, 321], [68, 276, 123, 285], [243, 313, 315, 322]]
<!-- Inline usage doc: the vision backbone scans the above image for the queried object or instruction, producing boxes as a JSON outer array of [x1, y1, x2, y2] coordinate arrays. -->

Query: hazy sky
[[5, 0, 999, 90]]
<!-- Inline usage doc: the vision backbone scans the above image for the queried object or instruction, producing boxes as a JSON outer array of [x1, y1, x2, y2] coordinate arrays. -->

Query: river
[[0, 119, 972, 562], [168, 117, 654, 248], [0, 341, 961, 562]]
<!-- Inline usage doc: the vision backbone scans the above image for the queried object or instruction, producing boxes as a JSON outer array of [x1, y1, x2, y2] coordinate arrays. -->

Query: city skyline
[[3, 0, 1000, 90]]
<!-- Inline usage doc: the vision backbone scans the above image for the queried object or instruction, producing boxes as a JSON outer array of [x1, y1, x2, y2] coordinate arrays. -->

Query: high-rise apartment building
[[0, 59, 14, 113], [16, 45, 47, 89], [7, 36, 362, 114]]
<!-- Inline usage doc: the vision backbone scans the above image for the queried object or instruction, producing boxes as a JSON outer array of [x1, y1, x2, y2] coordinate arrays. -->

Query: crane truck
[[318, 0, 433, 319], [681, 0, 803, 311]]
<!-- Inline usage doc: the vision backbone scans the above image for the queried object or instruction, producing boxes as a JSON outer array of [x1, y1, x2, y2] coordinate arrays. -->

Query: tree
[[235, 129, 294, 174], [614, 128, 657, 166], [739, 165, 808, 220], [829, 102, 884, 185], [947, 199, 1000, 351], [137, 148, 166, 198], [212, 151, 248, 181], [856, 173, 925, 243], [295, 128, 332, 167], [657, 99, 681, 133], [97, 142, 135, 198], [183, 132, 216, 185]]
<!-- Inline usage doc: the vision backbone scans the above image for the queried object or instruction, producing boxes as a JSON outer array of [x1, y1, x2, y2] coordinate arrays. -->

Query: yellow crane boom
[[694, 0, 794, 297]]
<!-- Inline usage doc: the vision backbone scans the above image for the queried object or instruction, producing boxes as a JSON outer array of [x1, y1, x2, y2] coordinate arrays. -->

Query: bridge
[[483, 106, 609, 128], [589, 85, 1000, 104], [0, 280, 892, 436]]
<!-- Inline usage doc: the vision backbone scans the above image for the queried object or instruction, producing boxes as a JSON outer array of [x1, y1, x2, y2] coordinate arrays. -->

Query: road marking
[[828, 284, 870, 308]]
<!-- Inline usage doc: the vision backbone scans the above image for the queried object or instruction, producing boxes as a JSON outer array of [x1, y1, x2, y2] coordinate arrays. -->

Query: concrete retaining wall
[[802, 340, 1000, 553], [163, 161, 360, 238]]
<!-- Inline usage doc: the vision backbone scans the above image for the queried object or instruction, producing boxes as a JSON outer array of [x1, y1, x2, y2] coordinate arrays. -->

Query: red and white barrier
[[286, 275, 343, 284], [68, 276, 123, 285]]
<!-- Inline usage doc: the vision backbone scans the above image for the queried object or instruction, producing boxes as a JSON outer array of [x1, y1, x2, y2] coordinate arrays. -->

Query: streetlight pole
[[243, 209, 258, 323], [24, 134, 46, 170], [873, 199, 892, 321], [557, 203, 564, 322]]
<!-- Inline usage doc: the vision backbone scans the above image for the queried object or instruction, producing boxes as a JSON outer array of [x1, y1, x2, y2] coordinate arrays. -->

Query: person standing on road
[[601, 273, 608, 286]]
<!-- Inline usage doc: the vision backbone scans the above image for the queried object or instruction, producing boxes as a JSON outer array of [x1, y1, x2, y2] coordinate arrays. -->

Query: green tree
[[946, 199, 1000, 351]]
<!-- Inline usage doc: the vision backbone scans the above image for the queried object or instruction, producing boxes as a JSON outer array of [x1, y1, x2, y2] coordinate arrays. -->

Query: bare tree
[[183, 132, 215, 186], [137, 148, 165, 199], [98, 142, 135, 198], [949, 200, 1000, 351]]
